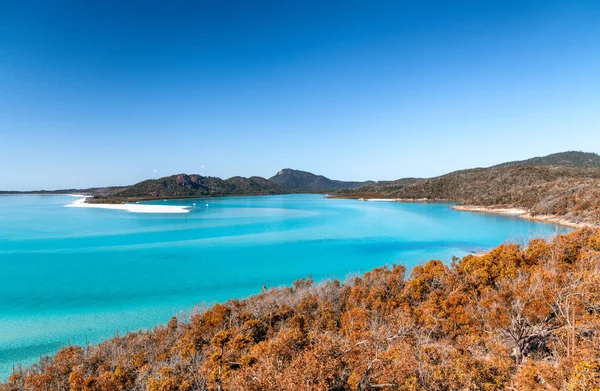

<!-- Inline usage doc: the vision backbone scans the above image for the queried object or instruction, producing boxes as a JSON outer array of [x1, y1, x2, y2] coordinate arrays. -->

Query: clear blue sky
[[1, 0, 599, 190]]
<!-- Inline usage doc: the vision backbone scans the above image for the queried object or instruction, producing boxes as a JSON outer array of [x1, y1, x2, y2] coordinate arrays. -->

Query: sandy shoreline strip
[[358, 198, 433, 202], [451, 205, 595, 229], [518, 213, 596, 229], [66, 197, 191, 214], [353, 198, 593, 229], [451, 205, 526, 215]]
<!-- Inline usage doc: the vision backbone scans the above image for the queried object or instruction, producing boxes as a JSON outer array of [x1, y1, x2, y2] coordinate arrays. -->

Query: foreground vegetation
[[3, 228, 600, 390]]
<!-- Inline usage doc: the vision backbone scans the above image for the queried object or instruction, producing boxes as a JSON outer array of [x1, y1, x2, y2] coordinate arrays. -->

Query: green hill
[[337, 152, 600, 225], [495, 151, 600, 168], [88, 174, 283, 202], [335, 177, 423, 198], [269, 168, 370, 192]]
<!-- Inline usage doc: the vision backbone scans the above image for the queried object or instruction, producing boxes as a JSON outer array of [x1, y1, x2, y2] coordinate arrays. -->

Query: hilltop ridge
[[269, 168, 371, 192], [86, 169, 371, 203], [336, 151, 600, 227], [87, 174, 284, 203], [2, 169, 369, 200], [495, 150, 600, 168]]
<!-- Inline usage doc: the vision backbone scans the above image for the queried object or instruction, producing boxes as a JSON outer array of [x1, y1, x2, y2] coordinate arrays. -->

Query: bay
[[0, 194, 568, 378]]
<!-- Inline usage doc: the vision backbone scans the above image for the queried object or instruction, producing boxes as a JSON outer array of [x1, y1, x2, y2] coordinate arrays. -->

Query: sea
[[0, 194, 569, 378]]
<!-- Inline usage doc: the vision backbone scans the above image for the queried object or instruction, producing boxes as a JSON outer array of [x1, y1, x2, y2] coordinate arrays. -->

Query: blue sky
[[1, 0, 599, 190]]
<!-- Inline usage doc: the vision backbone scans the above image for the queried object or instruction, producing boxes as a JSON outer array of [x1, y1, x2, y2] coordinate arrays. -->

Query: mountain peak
[[276, 168, 295, 176]]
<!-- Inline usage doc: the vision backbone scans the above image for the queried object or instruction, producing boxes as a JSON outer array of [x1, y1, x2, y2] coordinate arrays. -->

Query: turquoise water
[[0, 194, 568, 378]]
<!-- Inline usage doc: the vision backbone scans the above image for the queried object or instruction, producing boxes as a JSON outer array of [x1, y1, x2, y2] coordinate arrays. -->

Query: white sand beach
[[359, 198, 432, 202], [451, 205, 527, 215], [353, 200, 590, 228], [451, 205, 597, 229], [66, 197, 191, 214]]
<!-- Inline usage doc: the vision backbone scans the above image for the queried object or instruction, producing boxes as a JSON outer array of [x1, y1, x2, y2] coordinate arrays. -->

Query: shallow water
[[0, 194, 568, 378]]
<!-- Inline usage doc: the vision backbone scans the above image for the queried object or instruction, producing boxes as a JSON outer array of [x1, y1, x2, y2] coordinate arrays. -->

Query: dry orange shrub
[[2, 228, 599, 391]]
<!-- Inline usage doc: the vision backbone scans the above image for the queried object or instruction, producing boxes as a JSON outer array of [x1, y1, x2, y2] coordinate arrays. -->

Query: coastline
[[357, 197, 447, 203], [346, 198, 595, 229], [66, 197, 191, 214], [451, 205, 526, 215], [451, 205, 595, 229], [518, 212, 596, 229]]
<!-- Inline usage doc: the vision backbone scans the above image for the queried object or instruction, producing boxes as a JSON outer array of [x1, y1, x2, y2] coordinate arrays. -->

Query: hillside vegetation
[[3, 228, 600, 391], [335, 178, 423, 198], [269, 169, 371, 192], [6, 152, 598, 226], [495, 151, 600, 169], [86, 169, 371, 203], [2, 170, 369, 199], [338, 152, 600, 226], [88, 174, 284, 203]]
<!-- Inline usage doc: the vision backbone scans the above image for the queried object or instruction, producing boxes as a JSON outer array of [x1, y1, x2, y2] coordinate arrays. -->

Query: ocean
[[0, 194, 568, 378]]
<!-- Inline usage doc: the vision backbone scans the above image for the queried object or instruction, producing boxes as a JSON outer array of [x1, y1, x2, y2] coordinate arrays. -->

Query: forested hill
[[2, 169, 369, 199], [337, 152, 600, 226], [495, 150, 600, 168], [336, 177, 424, 197], [269, 168, 371, 192], [85, 170, 372, 203], [3, 228, 600, 390], [6, 152, 599, 216], [0, 170, 369, 202], [89, 174, 284, 202]]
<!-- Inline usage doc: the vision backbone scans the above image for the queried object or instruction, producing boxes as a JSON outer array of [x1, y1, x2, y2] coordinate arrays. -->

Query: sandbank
[[451, 205, 526, 215], [451, 205, 596, 229], [66, 197, 191, 214]]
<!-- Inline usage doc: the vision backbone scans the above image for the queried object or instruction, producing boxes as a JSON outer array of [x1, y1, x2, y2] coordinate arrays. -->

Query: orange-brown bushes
[[2, 229, 599, 391]]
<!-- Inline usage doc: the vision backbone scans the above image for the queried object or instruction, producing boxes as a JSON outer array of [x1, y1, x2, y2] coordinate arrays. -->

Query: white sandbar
[[66, 197, 191, 214], [357, 198, 432, 202], [451, 205, 527, 215]]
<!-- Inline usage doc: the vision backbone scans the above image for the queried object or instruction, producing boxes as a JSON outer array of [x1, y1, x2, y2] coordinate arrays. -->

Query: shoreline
[[64, 194, 597, 227], [346, 197, 595, 229], [451, 205, 595, 229], [451, 205, 526, 216], [66, 197, 191, 214], [519, 212, 597, 229], [357, 197, 449, 203]]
